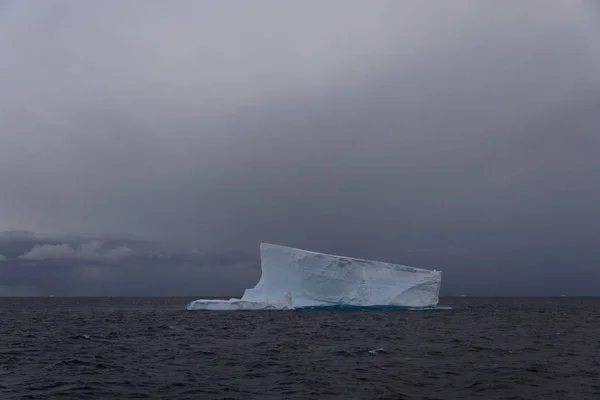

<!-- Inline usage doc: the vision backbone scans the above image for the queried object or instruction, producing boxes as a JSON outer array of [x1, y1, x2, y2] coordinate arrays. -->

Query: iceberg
[[186, 243, 443, 311]]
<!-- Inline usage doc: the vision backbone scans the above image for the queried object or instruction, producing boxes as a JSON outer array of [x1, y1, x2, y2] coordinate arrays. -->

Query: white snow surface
[[186, 243, 442, 310]]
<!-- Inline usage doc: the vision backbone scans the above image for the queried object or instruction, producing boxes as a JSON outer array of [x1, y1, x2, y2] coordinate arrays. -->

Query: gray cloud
[[18, 240, 134, 261], [0, 285, 39, 296], [1, 2, 600, 294], [0, 232, 259, 296]]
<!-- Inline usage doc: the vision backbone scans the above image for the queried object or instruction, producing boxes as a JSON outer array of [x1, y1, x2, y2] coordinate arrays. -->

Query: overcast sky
[[1, 1, 600, 295]]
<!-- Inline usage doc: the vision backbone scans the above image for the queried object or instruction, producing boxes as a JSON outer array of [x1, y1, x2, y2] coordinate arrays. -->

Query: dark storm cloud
[[0, 258, 260, 297], [0, 232, 259, 296], [1, 1, 600, 295]]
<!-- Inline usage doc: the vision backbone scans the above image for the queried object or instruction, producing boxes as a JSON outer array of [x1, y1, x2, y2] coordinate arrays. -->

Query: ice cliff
[[186, 243, 442, 310]]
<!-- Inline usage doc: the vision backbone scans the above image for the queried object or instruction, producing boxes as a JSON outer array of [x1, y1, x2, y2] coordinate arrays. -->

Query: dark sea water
[[0, 297, 599, 399]]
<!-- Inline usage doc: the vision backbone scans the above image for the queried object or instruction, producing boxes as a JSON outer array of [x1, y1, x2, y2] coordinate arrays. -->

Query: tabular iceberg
[[186, 243, 442, 311]]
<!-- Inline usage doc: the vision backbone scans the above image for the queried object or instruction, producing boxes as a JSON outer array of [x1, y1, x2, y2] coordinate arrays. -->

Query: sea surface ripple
[[0, 297, 599, 399]]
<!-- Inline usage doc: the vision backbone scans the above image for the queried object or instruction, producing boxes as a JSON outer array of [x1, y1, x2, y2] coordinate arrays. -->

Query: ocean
[[0, 297, 598, 399]]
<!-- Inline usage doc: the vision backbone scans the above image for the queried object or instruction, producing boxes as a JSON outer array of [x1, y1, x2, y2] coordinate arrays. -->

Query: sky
[[1, 1, 600, 296]]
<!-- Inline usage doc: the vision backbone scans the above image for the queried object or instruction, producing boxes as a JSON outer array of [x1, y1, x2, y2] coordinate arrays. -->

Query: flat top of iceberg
[[260, 242, 439, 273]]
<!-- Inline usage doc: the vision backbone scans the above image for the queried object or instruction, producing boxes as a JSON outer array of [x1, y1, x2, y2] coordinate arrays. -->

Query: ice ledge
[[186, 293, 294, 311]]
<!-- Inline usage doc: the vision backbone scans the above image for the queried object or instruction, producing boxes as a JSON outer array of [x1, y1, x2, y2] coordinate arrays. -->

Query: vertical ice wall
[[240, 243, 442, 308]]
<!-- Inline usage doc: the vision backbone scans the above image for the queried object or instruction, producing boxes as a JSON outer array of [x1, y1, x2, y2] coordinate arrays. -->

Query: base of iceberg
[[296, 305, 453, 311], [185, 301, 452, 311], [187, 243, 447, 311], [185, 302, 452, 311]]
